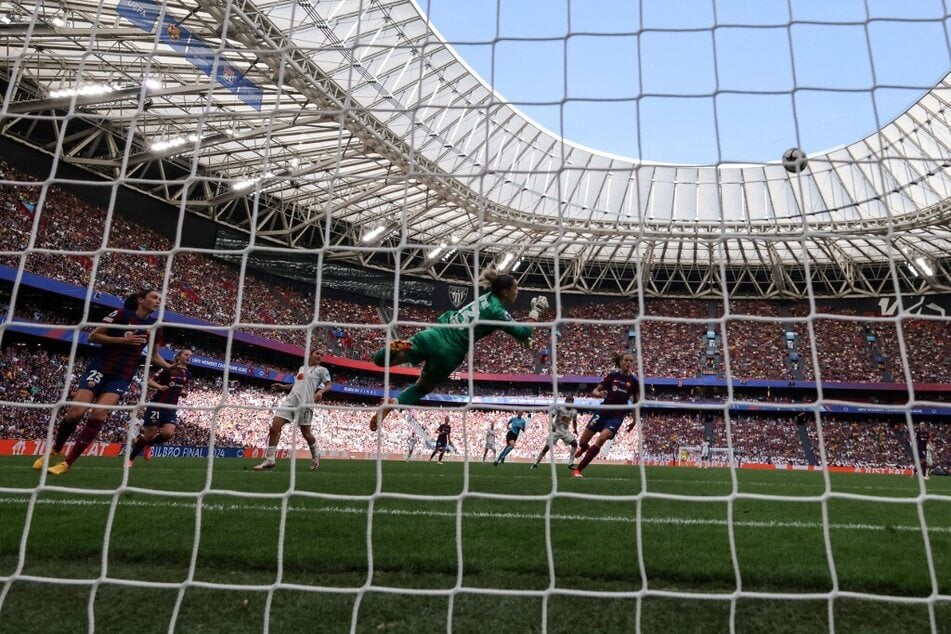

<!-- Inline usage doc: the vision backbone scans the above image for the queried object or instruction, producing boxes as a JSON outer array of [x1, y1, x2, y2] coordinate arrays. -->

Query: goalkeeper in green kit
[[370, 266, 549, 430]]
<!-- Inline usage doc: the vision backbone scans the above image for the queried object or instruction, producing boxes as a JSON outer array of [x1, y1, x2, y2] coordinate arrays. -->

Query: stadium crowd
[[0, 164, 949, 471], [0, 344, 221, 447], [0, 343, 946, 470], [638, 299, 709, 379], [808, 417, 912, 469], [723, 301, 791, 381], [3, 162, 950, 384]]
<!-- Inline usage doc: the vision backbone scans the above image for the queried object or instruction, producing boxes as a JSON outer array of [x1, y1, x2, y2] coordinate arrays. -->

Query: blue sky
[[422, 0, 951, 164]]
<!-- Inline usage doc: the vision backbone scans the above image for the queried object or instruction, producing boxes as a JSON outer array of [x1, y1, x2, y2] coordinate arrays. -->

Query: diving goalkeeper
[[370, 266, 549, 430]]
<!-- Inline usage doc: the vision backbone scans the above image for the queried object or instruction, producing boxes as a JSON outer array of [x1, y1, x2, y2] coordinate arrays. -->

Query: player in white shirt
[[128, 406, 145, 438], [404, 411, 420, 461], [126, 406, 152, 460], [699, 439, 711, 468], [531, 396, 580, 469], [405, 430, 419, 461], [481, 424, 497, 462], [925, 440, 935, 480], [255, 348, 332, 471]]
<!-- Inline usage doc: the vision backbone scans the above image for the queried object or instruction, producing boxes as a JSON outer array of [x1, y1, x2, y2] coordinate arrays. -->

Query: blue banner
[[146, 445, 245, 459], [0, 266, 302, 357], [4, 323, 272, 380], [187, 353, 268, 378], [116, 0, 161, 32], [117, 0, 263, 110]]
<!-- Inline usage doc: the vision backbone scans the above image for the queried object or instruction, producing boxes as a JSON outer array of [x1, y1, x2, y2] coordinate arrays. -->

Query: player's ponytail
[[479, 265, 516, 296]]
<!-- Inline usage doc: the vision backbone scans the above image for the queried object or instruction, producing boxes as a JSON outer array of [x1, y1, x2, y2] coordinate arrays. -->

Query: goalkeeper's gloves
[[528, 295, 549, 320]]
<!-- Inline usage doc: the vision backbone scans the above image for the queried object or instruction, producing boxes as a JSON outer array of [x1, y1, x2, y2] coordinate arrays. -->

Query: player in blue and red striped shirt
[[35, 289, 169, 475], [914, 422, 934, 480], [428, 416, 453, 464], [127, 348, 192, 466], [571, 351, 639, 478]]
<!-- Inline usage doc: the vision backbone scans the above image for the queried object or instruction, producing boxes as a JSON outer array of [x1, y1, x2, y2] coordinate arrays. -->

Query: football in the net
[[781, 147, 808, 173]]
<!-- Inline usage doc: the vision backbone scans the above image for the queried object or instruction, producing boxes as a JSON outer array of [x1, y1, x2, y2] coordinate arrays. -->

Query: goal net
[[0, 0, 949, 631]]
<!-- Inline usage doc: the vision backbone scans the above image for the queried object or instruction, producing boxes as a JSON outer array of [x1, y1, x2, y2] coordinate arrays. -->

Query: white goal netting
[[0, 1, 949, 631]]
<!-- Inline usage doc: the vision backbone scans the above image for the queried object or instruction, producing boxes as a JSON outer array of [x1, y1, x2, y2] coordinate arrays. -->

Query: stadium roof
[[2, 0, 950, 297]]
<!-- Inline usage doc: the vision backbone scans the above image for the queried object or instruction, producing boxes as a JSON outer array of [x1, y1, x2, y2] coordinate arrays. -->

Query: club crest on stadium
[[448, 285, 468, 307]]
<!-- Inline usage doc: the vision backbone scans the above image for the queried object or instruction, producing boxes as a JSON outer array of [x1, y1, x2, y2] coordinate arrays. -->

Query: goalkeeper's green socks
[[396, 384, 428, 406]]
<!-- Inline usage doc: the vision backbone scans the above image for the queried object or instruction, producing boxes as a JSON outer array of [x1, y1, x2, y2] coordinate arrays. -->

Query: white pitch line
[[0, 463, 930, 493], [0, 496, 947, 534]]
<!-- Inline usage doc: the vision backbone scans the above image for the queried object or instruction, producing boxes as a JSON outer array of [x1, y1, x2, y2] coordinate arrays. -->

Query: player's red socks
[[65, 419, 105, 466], [53, 418, 80, 452], [128, 437, 146, 461], [577, 445, 601, 471]]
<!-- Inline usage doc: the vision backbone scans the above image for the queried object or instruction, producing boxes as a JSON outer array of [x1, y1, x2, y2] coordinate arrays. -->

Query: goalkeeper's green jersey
[[436, 292, 532, 351]]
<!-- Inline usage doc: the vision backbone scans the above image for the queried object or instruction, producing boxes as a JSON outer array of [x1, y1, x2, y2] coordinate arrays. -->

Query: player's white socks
[[308, 442, 318, 460], [265, 446, 277, 463]]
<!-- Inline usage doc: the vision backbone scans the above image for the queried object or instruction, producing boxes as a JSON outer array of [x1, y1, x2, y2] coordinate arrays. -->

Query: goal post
[[676, 445, 734, 467]]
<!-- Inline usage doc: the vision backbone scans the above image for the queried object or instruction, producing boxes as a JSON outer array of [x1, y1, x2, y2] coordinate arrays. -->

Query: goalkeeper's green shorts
[[407, 328, 468, 384]]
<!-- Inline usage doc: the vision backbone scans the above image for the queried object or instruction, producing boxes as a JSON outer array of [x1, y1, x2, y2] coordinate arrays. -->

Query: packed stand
[[2, 165, 950, 384], [318, 297, 384, 361], [871, 318, 951, 384], [808, 417, 912, 469], [626, 411, 806, 464], [724, 413, 811, 465], [389, 305, 440, 342], [551, 301, 632, 376], [0, 343, 72, 439], [787, 305, 880, 382], [0, 164, 379, 352], [0, 344, 219, 447], [725, 301, 792, 381], [0, 339, 947, 471], [637, 299, 708, 379]]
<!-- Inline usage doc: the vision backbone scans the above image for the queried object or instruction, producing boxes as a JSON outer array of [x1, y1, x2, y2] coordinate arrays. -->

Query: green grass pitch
[[1, 456, 949, 632]]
